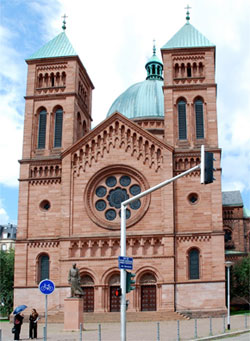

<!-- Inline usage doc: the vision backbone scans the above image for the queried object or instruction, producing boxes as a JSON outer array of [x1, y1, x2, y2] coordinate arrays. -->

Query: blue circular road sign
[[39, 279, 55, 295]]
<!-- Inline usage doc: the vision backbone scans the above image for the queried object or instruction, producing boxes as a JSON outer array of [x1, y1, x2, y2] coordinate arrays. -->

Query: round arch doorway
[[81, 274, 94, 312], [109, 273, 120, 312], [140, 273, 157, 311]]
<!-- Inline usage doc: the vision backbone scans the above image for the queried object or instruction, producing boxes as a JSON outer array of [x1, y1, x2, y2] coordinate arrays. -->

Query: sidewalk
[[0, 315, 249, 341]]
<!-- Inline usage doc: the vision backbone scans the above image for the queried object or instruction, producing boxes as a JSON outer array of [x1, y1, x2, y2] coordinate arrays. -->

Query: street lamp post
[[225, 261, 233, 330]]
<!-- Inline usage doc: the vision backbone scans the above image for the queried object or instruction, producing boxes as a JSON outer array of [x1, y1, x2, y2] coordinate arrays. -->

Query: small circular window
[[188, 193, 199, 205], [85, 165, 150, 230], [40, 200, 51, 211]]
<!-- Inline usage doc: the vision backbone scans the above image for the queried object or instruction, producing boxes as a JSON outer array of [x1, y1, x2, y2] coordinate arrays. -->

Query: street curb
[[189, 328, 250, 340]]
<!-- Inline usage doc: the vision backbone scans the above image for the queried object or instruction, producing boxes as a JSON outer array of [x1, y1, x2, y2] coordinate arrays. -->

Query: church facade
[[14, 16, 226, 316]]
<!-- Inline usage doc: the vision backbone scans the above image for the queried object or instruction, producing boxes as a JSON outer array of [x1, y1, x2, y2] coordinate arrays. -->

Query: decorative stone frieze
[[72, 119, 164, 174]]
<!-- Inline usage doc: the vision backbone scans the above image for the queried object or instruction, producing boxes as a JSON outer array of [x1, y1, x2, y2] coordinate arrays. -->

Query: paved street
[[0, 315, 249, 341]]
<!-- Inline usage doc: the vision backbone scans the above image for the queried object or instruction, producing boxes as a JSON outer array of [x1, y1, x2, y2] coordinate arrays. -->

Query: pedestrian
[[13, 312, 24, 340], [29, 308, 39, 339]]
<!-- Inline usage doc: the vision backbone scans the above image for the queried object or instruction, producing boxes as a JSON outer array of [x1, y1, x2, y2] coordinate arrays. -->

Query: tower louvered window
[[37, 109, 47, 149], [54, 108, 63, 148], [189, 248, 200, 279], [178, 101, 187, 140], [38, 254, 49, 282], [195, 100, 204, 139]]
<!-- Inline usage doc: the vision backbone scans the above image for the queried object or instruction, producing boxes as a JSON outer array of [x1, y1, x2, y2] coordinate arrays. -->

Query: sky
[[0, 0, 250, 225]]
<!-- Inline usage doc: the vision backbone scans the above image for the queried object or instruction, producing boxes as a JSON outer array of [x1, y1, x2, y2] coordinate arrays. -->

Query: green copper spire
[[145, 42, 163, 80], [27, 31, 77, 60], [162, 16, 215, 50]]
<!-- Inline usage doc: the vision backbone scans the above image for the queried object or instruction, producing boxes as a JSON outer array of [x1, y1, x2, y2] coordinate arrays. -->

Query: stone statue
[[68, 263, 84, 297]]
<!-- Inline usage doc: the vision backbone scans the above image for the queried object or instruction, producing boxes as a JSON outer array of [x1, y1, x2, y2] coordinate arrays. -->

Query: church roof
[[27, 31, 77, 60], [107, 79, 164, 119], [222, 191, 243, 207], [162, 22, 215, 50], [107, 46, 164, 119]]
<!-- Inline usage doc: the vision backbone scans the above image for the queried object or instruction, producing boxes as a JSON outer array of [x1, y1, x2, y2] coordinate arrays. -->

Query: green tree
[[231, 256, 250, 305], [0, 248, 15, 316]]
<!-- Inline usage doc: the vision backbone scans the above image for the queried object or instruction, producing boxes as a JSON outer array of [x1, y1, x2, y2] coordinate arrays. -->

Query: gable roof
[[162, 22, 215, 50], [27, 32, 77, 60], [62, 112, 173, 173], [222, 191, 243, 207]]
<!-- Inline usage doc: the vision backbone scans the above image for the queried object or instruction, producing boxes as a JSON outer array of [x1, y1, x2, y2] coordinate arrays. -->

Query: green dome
[[107, 79, 164, 119], [107, 45, 164, 119]]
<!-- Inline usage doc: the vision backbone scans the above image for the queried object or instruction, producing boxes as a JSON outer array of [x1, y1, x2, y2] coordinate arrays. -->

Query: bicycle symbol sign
[[39, 279, 55, 295]]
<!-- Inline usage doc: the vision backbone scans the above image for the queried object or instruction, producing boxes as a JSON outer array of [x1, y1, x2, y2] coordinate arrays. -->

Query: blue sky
[[0, 0, 250, 224]]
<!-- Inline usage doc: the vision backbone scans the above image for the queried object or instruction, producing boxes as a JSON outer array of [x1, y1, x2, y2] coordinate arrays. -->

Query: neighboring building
[[14, 13, 227, 316], [223, 191, 250, 260], [0, 224, 17, 251]]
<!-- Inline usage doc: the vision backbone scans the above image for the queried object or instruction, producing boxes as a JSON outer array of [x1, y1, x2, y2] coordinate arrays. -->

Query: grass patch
[[231, 309, 250, 315]]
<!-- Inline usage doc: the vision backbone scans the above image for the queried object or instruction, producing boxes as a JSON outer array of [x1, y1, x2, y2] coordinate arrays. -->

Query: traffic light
[[114, 288, 122, 297], [126, 271, 136, 293], [200, 145, 215, 184]]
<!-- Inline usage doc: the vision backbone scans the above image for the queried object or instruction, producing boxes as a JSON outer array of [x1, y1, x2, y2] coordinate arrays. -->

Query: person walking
[[29, 308, 39, 339], [13, 313, 24, 340]]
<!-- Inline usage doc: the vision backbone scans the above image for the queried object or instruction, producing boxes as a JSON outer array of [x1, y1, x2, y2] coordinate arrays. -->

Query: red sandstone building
[[14, 15, 231, 316]]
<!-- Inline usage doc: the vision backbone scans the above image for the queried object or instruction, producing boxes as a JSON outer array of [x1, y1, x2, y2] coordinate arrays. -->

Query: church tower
[[22, 22, 94, 160], [161, 10, 218, 150]]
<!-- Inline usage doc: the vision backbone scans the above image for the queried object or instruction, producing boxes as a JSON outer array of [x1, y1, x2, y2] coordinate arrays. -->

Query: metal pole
[[177, 320, 180, 341], [194, 319, 197, 338], [119, 152, 202, 341], [227, 266, 230, 330], [122, 165, 200, 207], [80, 322, 82, 341], [98, 323, 101, 341], [43, 326, 46, 341], [0, 328, 2, 341], [44, 294, 48, 340], [209, 317, 213, 336], [120, 204, 127, 341], [157, 322, 160, 341]]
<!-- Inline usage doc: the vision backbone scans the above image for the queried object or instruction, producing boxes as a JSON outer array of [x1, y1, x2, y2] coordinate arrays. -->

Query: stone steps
[[43, 311, 186, 323]]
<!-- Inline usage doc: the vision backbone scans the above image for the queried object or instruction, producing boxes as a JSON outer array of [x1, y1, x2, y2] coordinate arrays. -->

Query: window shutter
[[189, 249, 200, 279], [40, 255, 49, 280], [54, 109, 63, 148], [195, 100, 204, 139], [37, 110, 47, 149], [178, 101, 187, 140]]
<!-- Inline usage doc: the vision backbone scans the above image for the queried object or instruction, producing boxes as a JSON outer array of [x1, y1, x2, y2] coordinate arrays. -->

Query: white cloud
[[0, 199, 10, 225]]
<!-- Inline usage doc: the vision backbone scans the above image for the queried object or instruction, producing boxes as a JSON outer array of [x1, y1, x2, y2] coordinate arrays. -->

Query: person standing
[[29, 308, 39, 339], [13, 313, 24, 341]]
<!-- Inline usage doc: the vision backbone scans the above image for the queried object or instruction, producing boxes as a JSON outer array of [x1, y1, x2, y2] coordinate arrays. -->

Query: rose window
[[85, 166, 150, 230]]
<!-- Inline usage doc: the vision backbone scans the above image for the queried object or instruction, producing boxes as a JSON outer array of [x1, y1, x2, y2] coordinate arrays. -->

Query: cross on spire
[[185, 4, 191, 23], [153, 39, 156, 56], [62, 14, 68, 31]]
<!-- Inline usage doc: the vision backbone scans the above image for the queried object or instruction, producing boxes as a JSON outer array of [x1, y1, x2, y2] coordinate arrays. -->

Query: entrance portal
[[140, 273, 157, 311]]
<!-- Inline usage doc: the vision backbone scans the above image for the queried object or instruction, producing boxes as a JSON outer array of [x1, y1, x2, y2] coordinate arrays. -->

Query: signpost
[[119, 146, 214, 340], [118, 256, 133, 270], [39, 279, 55, 341]]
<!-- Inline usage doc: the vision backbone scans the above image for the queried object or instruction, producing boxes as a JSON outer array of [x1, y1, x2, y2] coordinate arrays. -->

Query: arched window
[[178, 100, 187, 140], [189, 248, 200, 279], [54, 108, 63, 148], [195, 99, 204, 139], [187, 63, 192, 77], [37, 109, 47, 149], [38, 254, 49, 282]]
